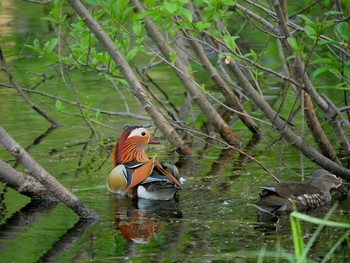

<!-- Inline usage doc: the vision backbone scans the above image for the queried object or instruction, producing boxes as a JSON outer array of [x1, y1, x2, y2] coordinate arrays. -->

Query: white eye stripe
[[128, 128, 149, 138]]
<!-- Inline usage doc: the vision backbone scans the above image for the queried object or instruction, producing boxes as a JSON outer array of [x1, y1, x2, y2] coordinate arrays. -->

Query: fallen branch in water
[[0, 125, 99, 219]]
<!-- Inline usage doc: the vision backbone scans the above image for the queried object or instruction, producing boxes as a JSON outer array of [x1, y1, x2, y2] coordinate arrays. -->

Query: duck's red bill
[[148, 138, 160, 144]]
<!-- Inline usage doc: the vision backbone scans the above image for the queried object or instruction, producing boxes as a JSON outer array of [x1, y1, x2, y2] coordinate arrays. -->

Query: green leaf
[[290, 214, 305, 262], [318, 39, 340, 45], [312, 66, 333, 78], [336, 22, 350, 41], [298, 14, 313, 24], [329, 68, 342, 78], [181, 7, 193, 22], [336, 22, 348, 36], [323, 20, 334, 29], [287, 37, 298, 52], [304, 25, 317, 40], [195, 21, 211, 31], [164, 1, 178, 14], [169, 52, 177, 62], [84, 0, 100, 6], [223, 35, 239, 52], [325, 10, 343, 16], [291, 211, 350, 228], [344, 60, 350, 79], [135, 37, 145, 44], [311, 58, 335, 65], [133, 22, 143, 36], [44, 38, 58, 53], [55, 100, 63, 112]]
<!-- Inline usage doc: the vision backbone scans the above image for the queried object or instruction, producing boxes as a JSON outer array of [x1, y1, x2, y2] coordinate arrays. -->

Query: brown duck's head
[[308, 170, 344, 193], [112, 126, 159, 167]]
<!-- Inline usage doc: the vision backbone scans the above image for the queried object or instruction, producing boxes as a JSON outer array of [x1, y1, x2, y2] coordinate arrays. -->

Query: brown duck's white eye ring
[[141, 131, 146, 136]]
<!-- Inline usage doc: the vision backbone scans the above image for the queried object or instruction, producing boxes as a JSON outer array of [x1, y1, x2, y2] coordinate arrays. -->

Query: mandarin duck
[[255, 169, 347, 213], [106, 126, 182, 200]]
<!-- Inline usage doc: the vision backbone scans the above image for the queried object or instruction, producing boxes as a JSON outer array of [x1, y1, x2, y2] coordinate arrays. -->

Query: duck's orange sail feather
[[126, 159, 155, 189], [154, 160, 182, 188]]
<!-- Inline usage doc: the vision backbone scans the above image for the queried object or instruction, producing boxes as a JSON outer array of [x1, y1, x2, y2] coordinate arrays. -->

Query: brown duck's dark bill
[[148, 138, 160, 144]]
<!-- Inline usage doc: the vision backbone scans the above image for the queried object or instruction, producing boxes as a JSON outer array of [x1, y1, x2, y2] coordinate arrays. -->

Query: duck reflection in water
[[109, 195, 182, 245]]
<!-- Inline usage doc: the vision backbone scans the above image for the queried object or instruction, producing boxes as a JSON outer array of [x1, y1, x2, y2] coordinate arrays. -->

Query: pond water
[[0, 1, 350, 262]]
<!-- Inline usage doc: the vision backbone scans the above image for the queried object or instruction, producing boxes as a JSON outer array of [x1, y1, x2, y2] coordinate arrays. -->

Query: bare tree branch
[[66, 0, 194, 156], [131, 0, 242, 147]]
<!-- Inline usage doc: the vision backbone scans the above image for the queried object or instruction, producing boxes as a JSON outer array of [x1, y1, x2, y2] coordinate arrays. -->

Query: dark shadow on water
[[206, 147, 235, 177], [0, 200, 58, 248], [36, 218, 97, 263], [232, 133, 261, 174], [0, 197, 98, 261]]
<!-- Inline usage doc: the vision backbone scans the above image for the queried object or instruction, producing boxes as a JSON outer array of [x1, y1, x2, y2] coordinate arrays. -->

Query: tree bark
[[184, 30, 261, 135], [131, 0, 241, 147], [66, 0, 193, 156], [272, 0, 350, 157], [0, 160, 56, 200], [0, 126, 98, 219]]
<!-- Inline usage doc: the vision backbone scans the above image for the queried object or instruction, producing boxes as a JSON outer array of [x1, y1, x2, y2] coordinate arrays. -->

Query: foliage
[[2, 0, 350, 261], [290, 204, 350, 263]]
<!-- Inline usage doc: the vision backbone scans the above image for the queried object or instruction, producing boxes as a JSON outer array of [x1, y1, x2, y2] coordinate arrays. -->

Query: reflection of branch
[[13, 126, 58, 169], [0, 200, 58, 244], [0, 47, 59, 127], [172, 123, 275, 178], [231, 134, 277, 179], [37, 219, 97, 263], [0, 83, 150, 120], [75, 132, 94, 176], [206, 147, 235, 177]]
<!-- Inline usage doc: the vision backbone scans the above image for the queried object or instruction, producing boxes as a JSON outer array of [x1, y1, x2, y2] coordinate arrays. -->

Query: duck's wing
[[106, 164, 129, 194], [126, 158, 155, 189], [153, 160, 183, 188]]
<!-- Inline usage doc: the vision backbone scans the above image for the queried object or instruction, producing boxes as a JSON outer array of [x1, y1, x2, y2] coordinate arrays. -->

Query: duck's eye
[[141, 131, 146, 136]]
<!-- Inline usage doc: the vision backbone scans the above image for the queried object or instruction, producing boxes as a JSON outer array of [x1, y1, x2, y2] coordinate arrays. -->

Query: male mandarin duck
[[255, 169, 347, 213], [106, 126, 182, 200]]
